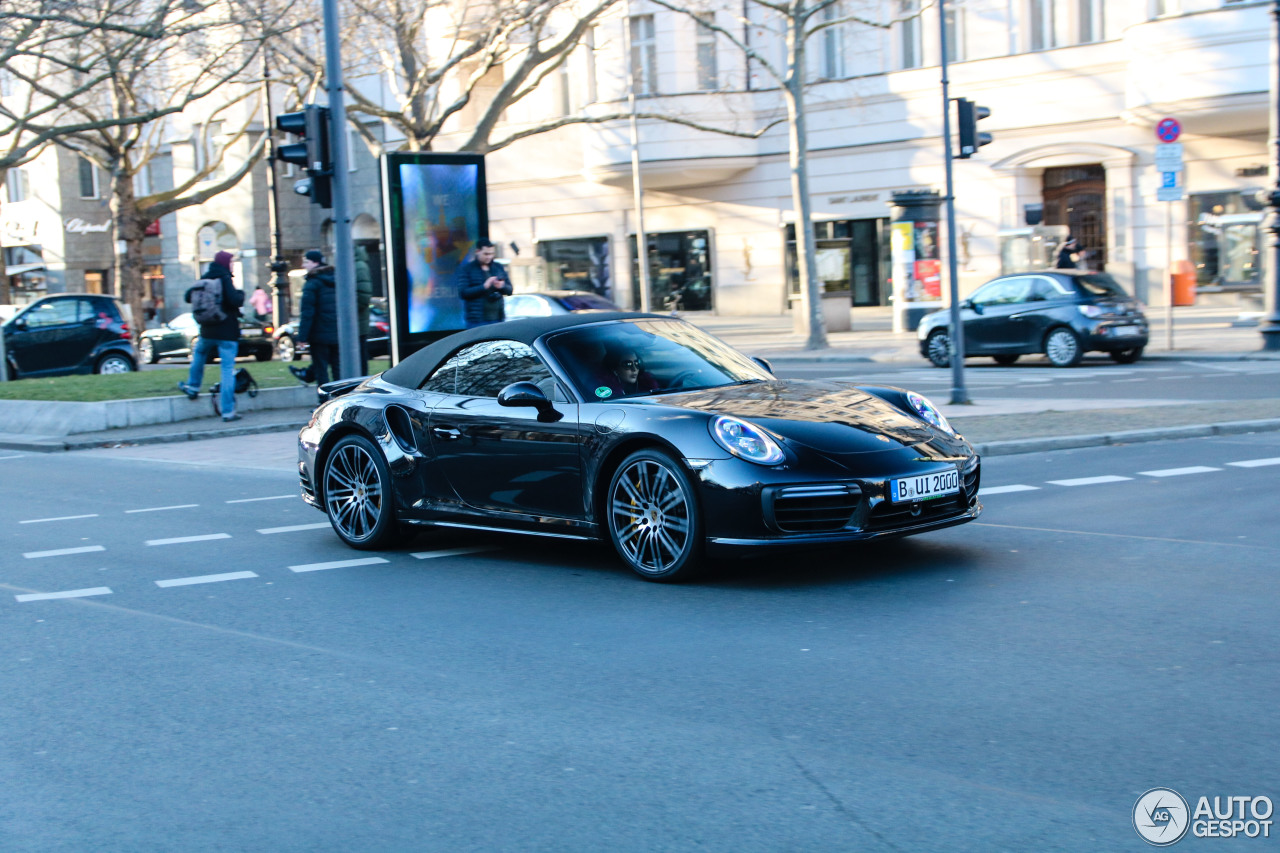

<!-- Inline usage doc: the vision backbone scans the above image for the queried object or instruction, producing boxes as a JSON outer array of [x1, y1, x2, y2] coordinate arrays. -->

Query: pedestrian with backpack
[[178, 250, 245, 422]]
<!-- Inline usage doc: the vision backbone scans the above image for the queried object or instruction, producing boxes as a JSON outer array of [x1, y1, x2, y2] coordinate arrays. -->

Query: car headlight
[[711, 415, 785, 465], [906, 391, 954, 435]]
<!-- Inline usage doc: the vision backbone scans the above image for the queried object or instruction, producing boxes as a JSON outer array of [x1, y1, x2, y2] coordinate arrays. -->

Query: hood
[[307, 265, 336, 285], [650, 379, 942, 452]]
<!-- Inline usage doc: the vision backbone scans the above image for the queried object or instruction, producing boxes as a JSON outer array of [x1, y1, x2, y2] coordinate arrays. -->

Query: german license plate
[[890, 470, 959, 503], [1111, 325, 1143, 337]]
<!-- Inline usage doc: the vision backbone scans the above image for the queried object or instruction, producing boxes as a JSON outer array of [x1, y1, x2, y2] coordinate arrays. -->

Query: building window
[[629, 15, 657, 95], [1077, 0, 1103, 43], [5, 168, 29, 203], [78, 156, 100, 199], [537, 236, 612, 298], [944, 6, 962, 63], [695, 14, 718, 91], [556, 60, 573, 116], [898, 0, 921, 69], [349, 127, 360, 172], [1030, 0, 1056, 50], [1188, 192, 1265, 288], [585, 28, 599, 104], [819, 4, 844, 79], [629, 230, 712, 312], [785, 219, 890, 307], [1153, 0, 1180, 17]]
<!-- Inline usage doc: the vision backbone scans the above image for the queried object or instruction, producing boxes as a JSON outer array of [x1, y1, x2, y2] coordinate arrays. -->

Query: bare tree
[[647, 0, 929, 349]]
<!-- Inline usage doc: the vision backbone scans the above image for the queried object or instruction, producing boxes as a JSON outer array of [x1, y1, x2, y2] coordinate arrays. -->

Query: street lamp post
[[1262, 0, 1280, 351]]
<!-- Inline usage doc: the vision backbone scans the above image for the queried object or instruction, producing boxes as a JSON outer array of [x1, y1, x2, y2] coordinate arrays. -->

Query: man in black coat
[[296, 249, 341, 386], [457, 239, 512, 328], [178, 250, 245, 421]]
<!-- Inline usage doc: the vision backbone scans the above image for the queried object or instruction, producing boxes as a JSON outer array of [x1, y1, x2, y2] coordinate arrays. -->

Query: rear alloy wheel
[[1110, 346, 1144, 364], [322, 434, 402, 549], [140, 339, 158, 364], [277, 334, 297, 362], [992, 354, 1020, 366], [925, 329, 951, 368], [1044, 328, 1083, 367], [607, 449, 702, 582], [95, 353, 135, 374]]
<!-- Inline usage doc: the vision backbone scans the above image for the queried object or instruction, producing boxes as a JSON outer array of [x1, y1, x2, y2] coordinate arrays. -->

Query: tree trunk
[[0, 194, 11, 305], [110, 170, 149, 343], [784, 7, 828, 350]]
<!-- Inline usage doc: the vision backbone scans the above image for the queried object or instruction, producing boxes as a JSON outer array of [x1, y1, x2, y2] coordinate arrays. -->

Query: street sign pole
[[1154, 119, 1184, 352], [939, 0, 969, 405], [1165, 200, 1174, 350]]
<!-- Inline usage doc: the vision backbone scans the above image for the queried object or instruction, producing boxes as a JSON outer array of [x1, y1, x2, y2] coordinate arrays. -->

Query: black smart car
[[298, 313, 981, 582], [917, 270, 1149, 367], [3, 294, 137, 378]]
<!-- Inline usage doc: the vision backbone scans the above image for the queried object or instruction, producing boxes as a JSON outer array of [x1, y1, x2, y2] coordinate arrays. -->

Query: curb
[[0, 418, 311, 453], [970, 418, 1280, 457]]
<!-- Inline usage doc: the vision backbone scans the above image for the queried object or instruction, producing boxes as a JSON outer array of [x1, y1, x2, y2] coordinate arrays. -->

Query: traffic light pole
[[321, 0, 361, 379], [939, 0, 970, 405], [260, 48, 291, 325]]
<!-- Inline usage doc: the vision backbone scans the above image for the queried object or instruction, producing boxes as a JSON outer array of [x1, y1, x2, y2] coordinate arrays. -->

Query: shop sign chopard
[[64, 218, 111, 234]]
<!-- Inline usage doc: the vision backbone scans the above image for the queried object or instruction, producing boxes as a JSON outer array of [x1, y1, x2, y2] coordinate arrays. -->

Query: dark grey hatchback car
[[2, 294, 138, 378], [917, 270, 1149, 368]]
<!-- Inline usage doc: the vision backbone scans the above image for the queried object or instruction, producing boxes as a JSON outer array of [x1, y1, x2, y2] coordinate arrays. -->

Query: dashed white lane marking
[[411, 547, 499, 559], [980, 485, 1041, 495], [226, 495, 296, 504], [23, 545, 106, 559], [289, 557, 389, 573], [1140, 466, 1222, 477], [19, 514, 99, 524], [1228, 457, 1280, 468], [0, 454, 25, 460], [127, 504, 199, 514], [156, 571, 258, 588], [257, 522, 330, 534], [145, 533, 232, 546], [16, 587, 112, 602], [1047, 475, 1133, 487], [1112, 378, 1146, 383]]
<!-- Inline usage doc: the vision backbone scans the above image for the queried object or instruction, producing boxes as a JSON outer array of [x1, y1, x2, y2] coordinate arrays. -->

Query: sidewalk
[[2, 306, 1277, 457]]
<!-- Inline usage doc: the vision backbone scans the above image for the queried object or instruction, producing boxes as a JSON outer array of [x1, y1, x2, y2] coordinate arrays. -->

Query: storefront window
[[785, 220, 889, 306], [629, 230, 712, 312], [1188, 191, 1265, 288], [536, 237, 611, 298]]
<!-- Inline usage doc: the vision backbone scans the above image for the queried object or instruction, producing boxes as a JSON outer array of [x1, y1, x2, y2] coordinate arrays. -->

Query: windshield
[[557, 293, 617, 311], [1074, 273, 1128, 298], [546, 318, 772, 400]]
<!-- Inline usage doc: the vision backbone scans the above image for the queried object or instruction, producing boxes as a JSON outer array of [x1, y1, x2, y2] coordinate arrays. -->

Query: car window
[[972, 278, 1031, 306], [172, 313, 199, 331], [505, 295, 549, 319], [23, 299, 81, 328], [1074, 273, 1128, 297], [1028, 277, 1065, 301], [422, 340, 554, 398], [558, 293, 617, 311]]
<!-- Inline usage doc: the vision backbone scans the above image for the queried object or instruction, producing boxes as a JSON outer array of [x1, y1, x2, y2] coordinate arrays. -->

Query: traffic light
[[274, 105, 332, 208], [955, 98, 992, 159]]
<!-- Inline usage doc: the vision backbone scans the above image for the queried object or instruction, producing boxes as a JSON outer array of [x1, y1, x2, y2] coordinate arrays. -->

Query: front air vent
[[384, 405, 418, 454], [765, 484, 862, 533]]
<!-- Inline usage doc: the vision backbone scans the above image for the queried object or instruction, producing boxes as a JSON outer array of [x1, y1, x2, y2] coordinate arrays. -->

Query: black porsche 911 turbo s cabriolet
[[298, 313, 981, 582]]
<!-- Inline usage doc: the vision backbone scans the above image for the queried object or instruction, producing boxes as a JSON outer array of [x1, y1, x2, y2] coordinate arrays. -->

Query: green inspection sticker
[[595, 386, 613, 399]]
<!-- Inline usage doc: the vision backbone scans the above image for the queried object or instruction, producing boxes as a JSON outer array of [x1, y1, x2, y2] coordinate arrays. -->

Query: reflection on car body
[[298, 313, 981, 582]]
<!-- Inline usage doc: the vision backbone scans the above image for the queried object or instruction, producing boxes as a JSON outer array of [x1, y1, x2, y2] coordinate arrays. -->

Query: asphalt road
[[2, 430, 1278, 851]]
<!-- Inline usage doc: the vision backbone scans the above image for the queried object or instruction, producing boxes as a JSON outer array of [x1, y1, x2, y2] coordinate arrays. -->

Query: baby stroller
[[210, 367, 259, 416]]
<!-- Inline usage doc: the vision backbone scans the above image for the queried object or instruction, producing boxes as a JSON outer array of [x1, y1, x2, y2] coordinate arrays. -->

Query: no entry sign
[[1156, 117, 1181, 143]]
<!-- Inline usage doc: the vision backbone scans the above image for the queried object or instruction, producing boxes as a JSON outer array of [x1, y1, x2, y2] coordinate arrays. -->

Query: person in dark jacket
[[354, 245, 374, 373], [295, 249, 340, 387], [457, 239, 512, 328], [178, 250, 245, 421], [1055, 237, 1082, 269]]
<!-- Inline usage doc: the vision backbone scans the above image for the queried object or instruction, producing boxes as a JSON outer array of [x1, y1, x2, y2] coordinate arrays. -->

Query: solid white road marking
[[1139, 466, 1222, 477], [226, 495, 296, 504], [289, 557, 389, 573], [257, 522, 330, 534], [1047, 475, 1133, 487], [1227, 457, 1280, 468], [411, 547, 499, 559], [23, 545, 106, 559], [19, 514, 99, 524], [126, 504, 199, 514], [0, 454, 25, 460], [145, 533, 232, 546], [16, 587, 112, 602], [156, 571, 258, 588], [980, 485, 1041, 495]]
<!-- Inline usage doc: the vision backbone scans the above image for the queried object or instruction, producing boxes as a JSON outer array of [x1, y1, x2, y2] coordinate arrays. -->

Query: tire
[[606, 449, 703, 582], [925, 329, 951, 368], [1044, 327, 1083, 367], [322, 434, 402, 550], [1110, 346, 1144, 364], [992, 354, 1020, 366], [277, 334, 297, 362], [140, 339, 159, 364], [95, 353, 135, 375]]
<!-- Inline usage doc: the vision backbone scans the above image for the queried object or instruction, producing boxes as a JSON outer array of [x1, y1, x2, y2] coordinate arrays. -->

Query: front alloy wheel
[[925, 329, 951, 368], [323, 434, 401, 549], [607, 450, 702, 582]]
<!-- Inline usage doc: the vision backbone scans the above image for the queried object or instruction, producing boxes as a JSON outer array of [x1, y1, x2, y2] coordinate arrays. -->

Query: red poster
[[915, 259, 941, 299]]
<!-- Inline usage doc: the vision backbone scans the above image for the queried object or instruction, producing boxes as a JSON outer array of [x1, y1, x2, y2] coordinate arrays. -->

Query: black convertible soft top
[[380, 312, 668, 389]]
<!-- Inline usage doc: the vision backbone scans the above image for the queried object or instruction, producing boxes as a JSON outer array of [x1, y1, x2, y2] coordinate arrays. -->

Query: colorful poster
[[915, 259, 941, 299], [399, 162, 482, 334]]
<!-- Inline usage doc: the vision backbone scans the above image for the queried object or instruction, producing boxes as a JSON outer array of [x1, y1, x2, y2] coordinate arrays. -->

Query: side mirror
[[959, 299, 973, 310], [10, 318, 27, 331], [498, 381, 561, 422], [751, 356, 774, 375]]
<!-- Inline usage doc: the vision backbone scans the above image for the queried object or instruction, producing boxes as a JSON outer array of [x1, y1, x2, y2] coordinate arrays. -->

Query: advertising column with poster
[[888, 191, 944, 333], [381, 152, 488, 361]]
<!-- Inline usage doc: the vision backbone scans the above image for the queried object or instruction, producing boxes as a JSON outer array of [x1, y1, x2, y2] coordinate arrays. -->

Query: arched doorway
[[1042, 165, 1106, 268]]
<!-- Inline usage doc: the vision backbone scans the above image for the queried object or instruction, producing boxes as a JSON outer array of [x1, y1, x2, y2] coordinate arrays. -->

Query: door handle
[[431, 426, 461, 440]]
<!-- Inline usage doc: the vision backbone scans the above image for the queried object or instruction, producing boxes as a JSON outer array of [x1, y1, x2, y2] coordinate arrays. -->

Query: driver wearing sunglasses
[[604, 348, 658, 397]]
